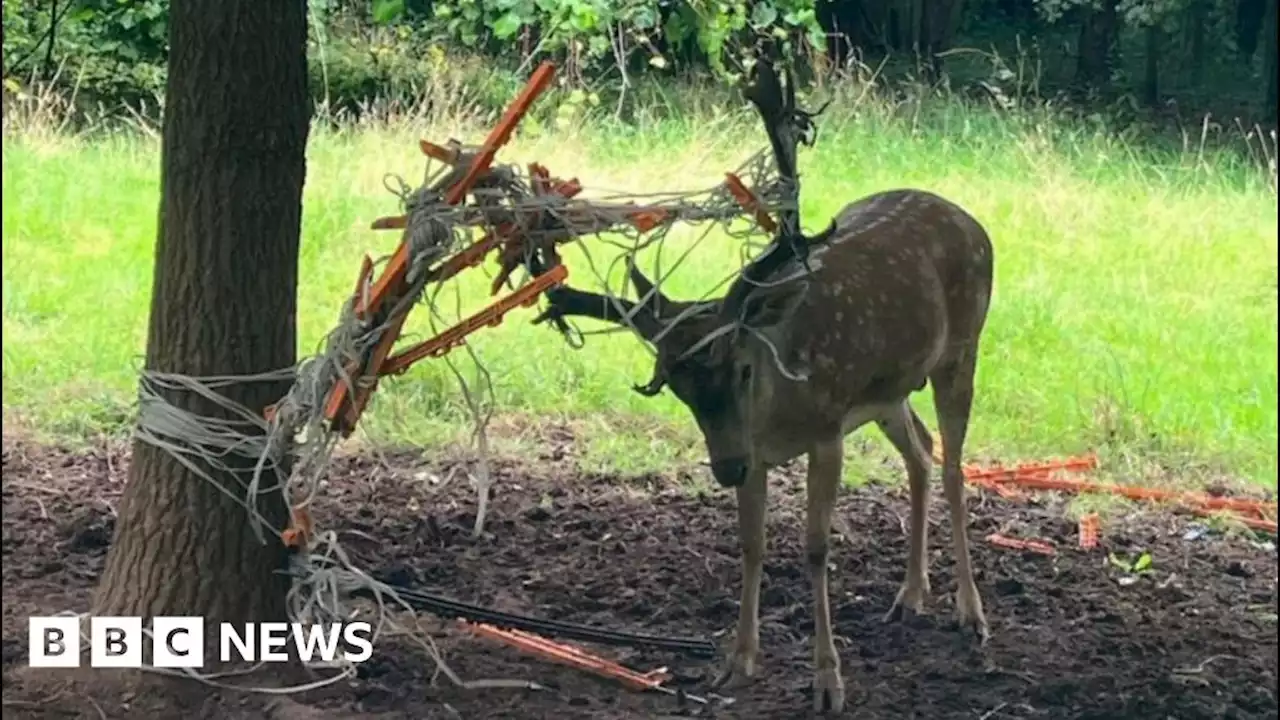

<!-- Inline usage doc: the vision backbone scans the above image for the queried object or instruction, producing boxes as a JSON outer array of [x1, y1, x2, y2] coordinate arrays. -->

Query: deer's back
[[764, 189, 992, 434]]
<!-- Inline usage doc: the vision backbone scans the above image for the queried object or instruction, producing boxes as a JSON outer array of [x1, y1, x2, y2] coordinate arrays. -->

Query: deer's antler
[[532, 265, 676, 396], [718, 59, 834, 337], [533, 285, 661, 339]]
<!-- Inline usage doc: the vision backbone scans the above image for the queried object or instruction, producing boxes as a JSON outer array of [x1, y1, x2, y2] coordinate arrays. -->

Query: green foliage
[[377, 0, 826, 82], [3, 0, 169, 105]]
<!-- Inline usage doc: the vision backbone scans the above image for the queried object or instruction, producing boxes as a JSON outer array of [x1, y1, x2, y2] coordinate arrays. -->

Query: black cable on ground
[[350, 584, 718, 658]]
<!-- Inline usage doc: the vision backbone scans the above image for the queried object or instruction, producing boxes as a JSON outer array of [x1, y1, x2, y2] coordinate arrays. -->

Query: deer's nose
[[710, 457, 749, 487]]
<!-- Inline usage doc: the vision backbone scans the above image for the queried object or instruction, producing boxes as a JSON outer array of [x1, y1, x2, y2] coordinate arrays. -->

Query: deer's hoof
[[711, 649, 760, 690], [812, 667, 845, 714], [882, 578, 931, 623], [954, 586, 990, 645]]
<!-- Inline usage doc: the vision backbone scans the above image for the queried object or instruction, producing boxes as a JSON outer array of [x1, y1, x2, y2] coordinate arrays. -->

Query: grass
[[2, 82, 1276, 489]]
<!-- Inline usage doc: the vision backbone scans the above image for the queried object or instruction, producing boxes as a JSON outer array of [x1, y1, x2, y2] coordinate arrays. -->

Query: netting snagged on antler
[[121, 136, 804, 692]]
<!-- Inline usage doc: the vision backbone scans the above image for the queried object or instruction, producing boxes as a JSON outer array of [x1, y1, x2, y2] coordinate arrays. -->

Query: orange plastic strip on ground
[[932, 434, 1276, 535], [378, 264, 569, 376], [1077, 513, 1100, 549], [991, 472, 1278, 517], [985, 533, 1057, 556], [1225, 515, 1279, 533], [724, 172, 777, 233], [962, 456, 1100, 483], [462, 620, 670, 692]]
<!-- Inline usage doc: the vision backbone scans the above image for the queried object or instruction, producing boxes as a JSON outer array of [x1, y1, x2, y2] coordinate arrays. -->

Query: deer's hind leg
[[930, 356, 989, 643], [877, 400, 935, 622]]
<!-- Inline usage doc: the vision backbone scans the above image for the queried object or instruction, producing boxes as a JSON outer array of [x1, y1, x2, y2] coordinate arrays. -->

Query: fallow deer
[[534, 60, 995, 713]]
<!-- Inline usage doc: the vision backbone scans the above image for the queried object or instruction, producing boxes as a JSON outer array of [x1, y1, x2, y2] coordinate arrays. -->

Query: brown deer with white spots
[[534, 60, 995, 714]]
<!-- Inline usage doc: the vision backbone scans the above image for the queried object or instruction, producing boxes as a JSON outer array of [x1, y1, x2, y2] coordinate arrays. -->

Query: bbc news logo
[[29, 616, 374, 668]]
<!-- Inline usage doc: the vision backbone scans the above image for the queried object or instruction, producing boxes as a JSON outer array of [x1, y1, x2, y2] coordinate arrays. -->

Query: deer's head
[[533, 58, 831, 487], [536, 256, 812, 487]]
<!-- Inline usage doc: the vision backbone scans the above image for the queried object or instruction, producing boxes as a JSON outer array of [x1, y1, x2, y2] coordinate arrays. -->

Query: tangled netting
[[124, 141, 802, 692]]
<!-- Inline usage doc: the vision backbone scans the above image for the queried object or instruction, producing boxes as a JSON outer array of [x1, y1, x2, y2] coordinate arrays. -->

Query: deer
[[533, 59, 995, 713]]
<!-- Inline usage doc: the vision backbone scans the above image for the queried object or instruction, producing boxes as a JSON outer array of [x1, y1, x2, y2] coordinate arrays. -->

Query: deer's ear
[[741, 279, 808, 329]]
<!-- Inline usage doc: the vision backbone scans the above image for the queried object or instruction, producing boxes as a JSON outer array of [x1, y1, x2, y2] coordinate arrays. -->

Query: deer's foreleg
[[806, 438, 845, 713], [713, 464, 768, 688]]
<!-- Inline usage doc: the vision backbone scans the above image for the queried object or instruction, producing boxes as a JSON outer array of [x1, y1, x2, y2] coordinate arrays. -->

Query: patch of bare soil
[[2, 432, 1277, 719]]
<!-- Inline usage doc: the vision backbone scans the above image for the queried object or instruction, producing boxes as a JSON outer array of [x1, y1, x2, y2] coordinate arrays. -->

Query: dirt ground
[[2, 430, 1277, 719]]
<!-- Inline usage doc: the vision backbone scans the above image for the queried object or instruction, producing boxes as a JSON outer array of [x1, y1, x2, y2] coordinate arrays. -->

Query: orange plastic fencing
[[379, 265, 569, 377], [930, 433, 1275, 536], [1077, 513, 1100, 549], [724, 172, 777, 232], [321, 62, 559, 437], [985, 533, 1057, 556], [462, 620, 671, 692]]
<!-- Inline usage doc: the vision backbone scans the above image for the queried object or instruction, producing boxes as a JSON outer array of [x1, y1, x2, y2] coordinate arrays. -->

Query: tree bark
[[1076, 0, 1118, 89], [924, 0, 966, 79], [1143, 22, 1160, 106], [1237, 0, 1265, 63], [93, 0, 311, 628], [817, 0, 885, 66], [1187, 0, 1207, 83], [1265, 0, 1277, 123]]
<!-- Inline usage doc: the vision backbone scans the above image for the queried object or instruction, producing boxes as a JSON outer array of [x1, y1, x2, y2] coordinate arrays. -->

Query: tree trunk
[[1265, 0, 1277, 123], [817, 0, 884, 66], [1143, 22, 1160, 106], [1237, 0, 1265, 63], [924, 0, 966, 79], [93, 0, 311, 629], [1187, 0, 1207, 83], [1076, 0, 1118, 89]]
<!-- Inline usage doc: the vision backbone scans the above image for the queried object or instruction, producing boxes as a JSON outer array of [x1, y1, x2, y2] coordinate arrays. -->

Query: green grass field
[[3, 89, 1277, 488]]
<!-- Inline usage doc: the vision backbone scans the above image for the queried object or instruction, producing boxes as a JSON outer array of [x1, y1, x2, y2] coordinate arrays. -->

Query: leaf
[[587, 34, 609, 56], [648, 54, 668, 69], [491, 12, 523, 39], [1107, 552, 1132, 572], [570, 5, 598, 32], [631, 5, 658, 29], [1133, 552, 1153, 573], [750, 3, 777, 28], [372, 0, 404, 25], [807, 25, 826, 49]]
